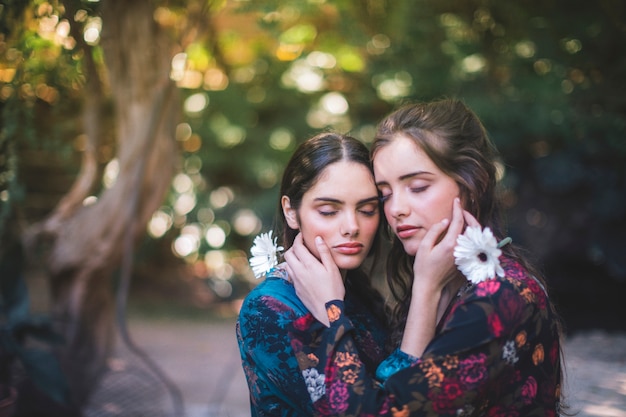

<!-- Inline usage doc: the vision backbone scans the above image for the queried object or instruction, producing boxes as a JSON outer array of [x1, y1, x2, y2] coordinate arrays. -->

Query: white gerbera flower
[[249, 231, 284, 278], [454, 226, 505, 284]]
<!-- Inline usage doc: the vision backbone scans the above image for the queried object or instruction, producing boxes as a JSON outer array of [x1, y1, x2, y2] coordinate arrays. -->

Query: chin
[[401, 241, 419, 257], [334, 256, 366, 271]]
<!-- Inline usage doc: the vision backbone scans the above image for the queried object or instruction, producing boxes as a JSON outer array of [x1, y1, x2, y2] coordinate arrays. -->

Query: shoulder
[[500, 257, 549, 309], [464, 257, 550, 317], [240, 267, 308, 318]]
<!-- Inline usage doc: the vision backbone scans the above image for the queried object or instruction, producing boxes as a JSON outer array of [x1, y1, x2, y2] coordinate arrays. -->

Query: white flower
[[454, 226, 505, 284], [249, 231, 284, 278]]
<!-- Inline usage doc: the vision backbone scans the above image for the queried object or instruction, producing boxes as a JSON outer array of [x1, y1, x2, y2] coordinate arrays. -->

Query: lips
[[334, 242, 364, 255], [396, 225, 420, 239]]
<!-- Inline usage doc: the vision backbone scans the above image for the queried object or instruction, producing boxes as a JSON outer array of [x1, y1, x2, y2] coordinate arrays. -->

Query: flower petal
[[454, 226, 505, 284], [248, 231, 282, 279]]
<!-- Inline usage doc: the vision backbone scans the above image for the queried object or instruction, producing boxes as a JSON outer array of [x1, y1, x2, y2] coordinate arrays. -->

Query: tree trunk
[[26, 0, 180, 405]]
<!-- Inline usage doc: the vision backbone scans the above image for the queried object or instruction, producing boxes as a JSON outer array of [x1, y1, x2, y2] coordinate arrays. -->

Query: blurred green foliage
[[1, 0, 625, 321]]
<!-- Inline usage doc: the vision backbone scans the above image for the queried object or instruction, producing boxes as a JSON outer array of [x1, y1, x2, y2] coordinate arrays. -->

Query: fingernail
[[315, 236, 323, 244], [441, 218, 449, 225]]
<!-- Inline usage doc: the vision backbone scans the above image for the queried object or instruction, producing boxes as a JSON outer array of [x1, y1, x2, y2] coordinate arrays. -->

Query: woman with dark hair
[[287, 99, 565, 416], [236, 132, 394, 416]]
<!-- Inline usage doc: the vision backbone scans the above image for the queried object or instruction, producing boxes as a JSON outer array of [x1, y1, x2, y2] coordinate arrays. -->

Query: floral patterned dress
[[290, 257, 562, 416], [236, 266, 390, 416]]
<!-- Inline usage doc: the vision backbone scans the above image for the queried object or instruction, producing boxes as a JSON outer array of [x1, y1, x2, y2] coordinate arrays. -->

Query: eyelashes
[[378, 185, 429, 203], [317, 207, 379, 217]]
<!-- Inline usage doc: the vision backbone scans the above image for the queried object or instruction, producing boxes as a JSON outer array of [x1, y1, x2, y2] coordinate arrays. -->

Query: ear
[[281, 196, 299, 230]]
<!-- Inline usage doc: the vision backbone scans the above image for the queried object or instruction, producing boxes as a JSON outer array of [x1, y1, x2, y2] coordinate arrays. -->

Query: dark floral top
[[236, 266, 390, 416], [290, 257, 562, 416]]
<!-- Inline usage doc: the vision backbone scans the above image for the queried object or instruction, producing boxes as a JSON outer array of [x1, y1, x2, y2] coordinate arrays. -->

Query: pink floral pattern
[[289, 257, 562, 416]]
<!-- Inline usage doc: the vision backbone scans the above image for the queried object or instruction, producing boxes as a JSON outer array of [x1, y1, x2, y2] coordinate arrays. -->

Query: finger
[[283, 263, 295, 283], [314, 236, 335, 271], [463, 209, 481, 228], [290, 234, 317, 267], [290, 233, 305, 256], [284, 235, 306, 269], [443, 198, 465, 243], [432, 198, 465, 249], [421, 218, 449, 250], [283, 246, 298, 265]]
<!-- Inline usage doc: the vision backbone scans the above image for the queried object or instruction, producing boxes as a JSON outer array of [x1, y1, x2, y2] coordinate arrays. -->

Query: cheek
[[436, 195, 455, 217], [298, 218, 332, 259], [298, 227, 321, 260], [424, 192, 457, 225], [361, 216, 380, 241]]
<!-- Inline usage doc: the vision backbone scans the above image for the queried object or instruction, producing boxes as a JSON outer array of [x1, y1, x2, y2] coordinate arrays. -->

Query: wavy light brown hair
[[371, 100, 567, 408]]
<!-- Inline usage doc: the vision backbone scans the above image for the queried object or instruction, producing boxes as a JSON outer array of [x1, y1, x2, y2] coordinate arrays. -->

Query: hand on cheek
[[412, 198, 464, 292]]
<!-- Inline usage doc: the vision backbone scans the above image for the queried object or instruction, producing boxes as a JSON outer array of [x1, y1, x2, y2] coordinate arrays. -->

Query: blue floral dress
[[236, 266, 389, 416], [289, 257, 563, 416]]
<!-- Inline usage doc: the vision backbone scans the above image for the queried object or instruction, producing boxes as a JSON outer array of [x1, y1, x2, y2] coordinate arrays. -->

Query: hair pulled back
[[279, 131, 373, 249], [277, 131, 387, 326]]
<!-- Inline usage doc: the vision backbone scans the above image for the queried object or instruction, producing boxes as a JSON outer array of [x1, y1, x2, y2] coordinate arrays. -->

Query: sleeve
[[375, 348, 419, 383], [237, 293, 313, 416], [289, 277, 537, 416]]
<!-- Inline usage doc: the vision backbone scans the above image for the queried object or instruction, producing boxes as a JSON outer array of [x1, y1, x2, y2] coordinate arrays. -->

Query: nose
[[340, 212, 359, 237], [386, 191, 409, 219]]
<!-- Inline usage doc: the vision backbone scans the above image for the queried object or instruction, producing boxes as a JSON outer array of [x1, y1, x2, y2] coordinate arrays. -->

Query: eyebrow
[[313, 196, 380, 205], [376, 170, 434, 187]]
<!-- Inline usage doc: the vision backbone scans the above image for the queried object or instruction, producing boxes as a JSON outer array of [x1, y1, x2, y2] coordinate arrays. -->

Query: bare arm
[[400, 198, 481, 357]]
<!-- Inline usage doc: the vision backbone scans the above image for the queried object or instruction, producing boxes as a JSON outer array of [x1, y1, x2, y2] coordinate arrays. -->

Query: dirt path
[[124, 316, 250, 417], [113, 317, 625, 417]]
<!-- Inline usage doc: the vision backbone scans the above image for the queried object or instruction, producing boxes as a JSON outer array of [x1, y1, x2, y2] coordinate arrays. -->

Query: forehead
[[305, 160, 376, 198], [373, 135, 439, 175]]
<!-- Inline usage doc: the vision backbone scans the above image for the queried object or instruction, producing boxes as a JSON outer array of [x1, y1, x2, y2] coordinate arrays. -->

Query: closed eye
[[358, 206, 378, 216], [411, 186, 428, 193]]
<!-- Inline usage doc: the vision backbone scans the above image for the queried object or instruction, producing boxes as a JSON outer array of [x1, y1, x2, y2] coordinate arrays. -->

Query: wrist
[[411, 282, 444, 304], [324, 299, 345, 326]]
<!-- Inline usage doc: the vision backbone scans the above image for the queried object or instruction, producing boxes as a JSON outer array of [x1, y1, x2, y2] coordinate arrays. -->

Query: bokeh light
[[83, 18, 102, 45], [82, 195, 98, 206], [373, 71, 413, 102], [269, 128, 294, 151], [184, 92, 209, 115], [205, 225, 226, 248], [103, 159, 119, 189], [148, 208, 174, 238], [173, 223, 202, 258], [232, 209, 262, 236], [171, 53, 187, 82], [210, 187, 234, 209], [281, 59, 325, 92]]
